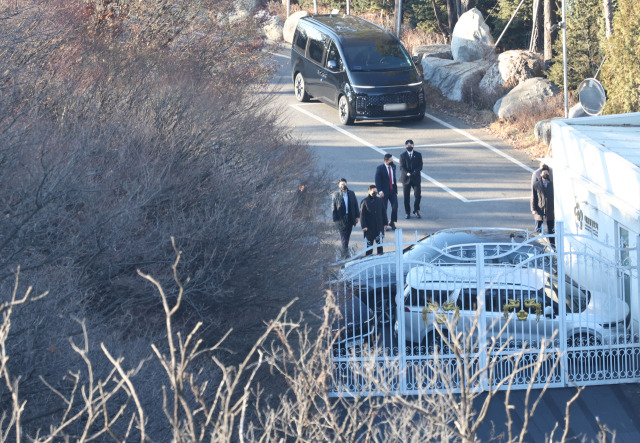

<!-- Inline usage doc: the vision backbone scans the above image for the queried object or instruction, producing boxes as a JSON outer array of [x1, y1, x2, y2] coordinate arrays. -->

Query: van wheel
[[294, 73, 310, 102], [338, 95, 354, 125]]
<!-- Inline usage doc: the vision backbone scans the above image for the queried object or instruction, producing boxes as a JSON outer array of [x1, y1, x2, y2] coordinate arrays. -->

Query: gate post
[[476, 244, 488, 390], [634, 235, 640, 339], [395, 229, 407, 394], [556, 221, 568, 384]]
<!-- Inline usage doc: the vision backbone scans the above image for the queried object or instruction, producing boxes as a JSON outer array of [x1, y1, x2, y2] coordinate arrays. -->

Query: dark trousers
[[403, 182, 421, 214], [381, 192, 398, 224], [535, 219, 555, 246], [339, 224, 353, 252], [364, 232, 383, 255]]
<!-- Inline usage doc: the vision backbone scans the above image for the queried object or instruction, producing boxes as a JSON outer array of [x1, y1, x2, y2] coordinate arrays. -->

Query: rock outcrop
[[479, 50, 544, 97], [422, 57, 490, 102], [493, 78, 559, 120], [451, 8, 494, 62], [262, 15, 284, 42], [412, 45, 452, 61]]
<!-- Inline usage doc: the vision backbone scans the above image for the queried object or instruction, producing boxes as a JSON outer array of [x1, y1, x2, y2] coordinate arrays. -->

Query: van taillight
[[404, 307, 410, 312]]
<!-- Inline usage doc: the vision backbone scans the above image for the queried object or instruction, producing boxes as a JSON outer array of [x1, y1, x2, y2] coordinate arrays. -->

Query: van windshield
[[342, 41, 413, 71]]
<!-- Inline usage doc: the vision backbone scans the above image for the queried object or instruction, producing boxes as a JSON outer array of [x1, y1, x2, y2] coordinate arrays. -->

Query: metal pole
[[395, 229, 407, 394], [285, 0, 290, 18], [396, 0, 403, 37], [347, 0, 350, 15], [556, 221, 568, 384], [313, 0, 317, 15], [561, 0, 568, 118]]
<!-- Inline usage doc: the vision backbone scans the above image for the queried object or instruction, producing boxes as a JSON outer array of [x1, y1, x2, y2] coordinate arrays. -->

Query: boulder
[[412, 45, 452, 61], [493, 78, 559, 120], [479, 50, 544, 98], [229, 0, 259, 23], [451, 8, 494, 62], [283, 11, 309, 44], [263, 15, 284, 42], [422, 57, 490, 102], [534, 119, 553, 145]]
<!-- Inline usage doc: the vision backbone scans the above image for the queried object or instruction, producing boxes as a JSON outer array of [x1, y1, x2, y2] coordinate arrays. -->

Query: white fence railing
[[328, 223, 640, 396]]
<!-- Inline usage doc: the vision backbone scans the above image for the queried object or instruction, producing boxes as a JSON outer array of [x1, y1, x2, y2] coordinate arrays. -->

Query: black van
[[291, 15, 426, 125]]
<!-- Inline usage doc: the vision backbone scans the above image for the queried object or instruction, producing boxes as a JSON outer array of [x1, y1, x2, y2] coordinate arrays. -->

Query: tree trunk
[[446, 0, 458, 35], [603, 0, 613, 38], [430, 0, 449, 37], [543, 0, 552, 62], [455, 0, 463, 18], [529, 0, 542, 53]]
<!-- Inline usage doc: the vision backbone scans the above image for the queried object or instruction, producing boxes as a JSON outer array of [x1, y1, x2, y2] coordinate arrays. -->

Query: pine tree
[[547, 0, 606, 92], [601, 0, 640, 114]]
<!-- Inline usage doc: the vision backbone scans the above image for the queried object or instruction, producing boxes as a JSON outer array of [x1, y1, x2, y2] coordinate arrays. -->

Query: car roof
[[424, 228, 538, 249], [300, 15, 395, 45]]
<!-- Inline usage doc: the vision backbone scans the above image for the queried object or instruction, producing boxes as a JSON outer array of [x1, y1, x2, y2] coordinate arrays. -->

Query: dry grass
[[487, 94, 568, 159]]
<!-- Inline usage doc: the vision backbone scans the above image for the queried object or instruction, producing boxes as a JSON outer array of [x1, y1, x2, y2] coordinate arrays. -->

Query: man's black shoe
[[413, 210, 421, 219], [390, 222, 396, 230], [405, 214, 411, 219]]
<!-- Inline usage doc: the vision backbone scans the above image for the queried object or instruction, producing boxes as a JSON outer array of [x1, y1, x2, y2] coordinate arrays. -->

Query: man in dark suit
[[531, 171, 555, 247], [374, 153, 398, 230], [331, 178, 360, 257], [360, 185, 388, 255], [399, 139, 423, 219]]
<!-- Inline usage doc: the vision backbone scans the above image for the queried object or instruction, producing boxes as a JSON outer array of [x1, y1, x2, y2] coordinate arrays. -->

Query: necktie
[[388, 165, 393, 189]]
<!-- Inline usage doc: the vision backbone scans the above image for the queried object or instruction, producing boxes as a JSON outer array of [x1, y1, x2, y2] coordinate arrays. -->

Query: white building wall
[[550, 113, 640, 326]]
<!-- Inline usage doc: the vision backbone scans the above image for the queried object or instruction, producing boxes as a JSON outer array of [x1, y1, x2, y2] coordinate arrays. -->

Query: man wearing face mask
[[360, 185, 388, 255], [531, 171, 555, 247], [331, 178, 360, 258], [399, 139, 423, 219], [374, 153, 398, 231]]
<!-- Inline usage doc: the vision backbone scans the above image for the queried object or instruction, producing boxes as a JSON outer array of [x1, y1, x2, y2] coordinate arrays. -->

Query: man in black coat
[[360, 185, 388, 255], [374, 153, 398, 230], [399, 139, 423, 219], [531, 171, 555, 246], [332, 178, 360, 257]]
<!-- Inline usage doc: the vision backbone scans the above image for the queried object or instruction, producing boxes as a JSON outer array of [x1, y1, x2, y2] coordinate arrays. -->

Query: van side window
[[326, 41, 342, 70], [307, 36, 325, 64], [294, 28, 308, 52]]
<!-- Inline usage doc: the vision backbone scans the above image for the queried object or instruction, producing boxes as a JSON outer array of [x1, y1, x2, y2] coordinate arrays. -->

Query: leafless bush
[[0, 0, 331, 432], [0, 261, 615, 441]]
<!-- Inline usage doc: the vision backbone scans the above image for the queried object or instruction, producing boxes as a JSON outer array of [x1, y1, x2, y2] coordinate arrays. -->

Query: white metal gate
[[329, 223, 640, 396]]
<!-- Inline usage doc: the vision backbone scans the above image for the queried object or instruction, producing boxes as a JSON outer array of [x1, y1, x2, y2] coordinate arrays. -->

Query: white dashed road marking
[[290, 103, 531, 203]]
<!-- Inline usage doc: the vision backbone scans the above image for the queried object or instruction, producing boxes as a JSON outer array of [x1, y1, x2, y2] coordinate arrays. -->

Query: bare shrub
[[0, 0, 332, 432], [488, 94, 567, 158], [0, 261, 615, 441], [400, 25, 448, 56]]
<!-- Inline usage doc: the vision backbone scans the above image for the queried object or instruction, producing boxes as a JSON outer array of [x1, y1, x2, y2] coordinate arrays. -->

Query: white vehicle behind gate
[[399, 256, 630, 350]]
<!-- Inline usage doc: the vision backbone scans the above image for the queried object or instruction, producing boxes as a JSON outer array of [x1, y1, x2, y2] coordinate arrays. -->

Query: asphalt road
[[269, 47, 640, 442], [271, 47, 539, 255]]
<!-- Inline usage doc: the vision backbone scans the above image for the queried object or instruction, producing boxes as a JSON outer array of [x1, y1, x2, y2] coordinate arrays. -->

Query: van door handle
[[318, 70, 326, 78]]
